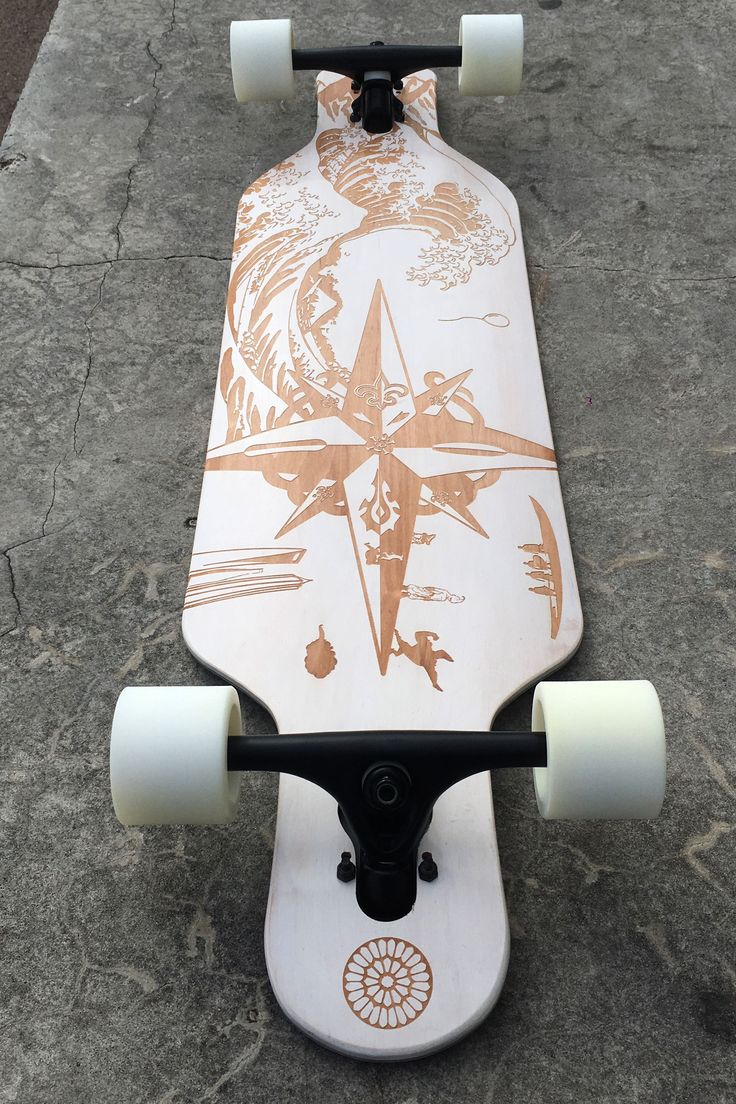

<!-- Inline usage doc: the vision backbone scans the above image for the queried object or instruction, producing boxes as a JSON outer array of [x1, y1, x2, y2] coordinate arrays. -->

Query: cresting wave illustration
[[217, 73, 518, 451]]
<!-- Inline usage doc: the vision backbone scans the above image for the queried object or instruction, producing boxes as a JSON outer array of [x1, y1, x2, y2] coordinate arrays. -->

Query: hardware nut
[[362, 763, 411, 811]]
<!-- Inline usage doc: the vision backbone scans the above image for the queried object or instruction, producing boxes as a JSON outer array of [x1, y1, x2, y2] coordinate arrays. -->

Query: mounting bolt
[[337, 851, 356, 882], [418, 852, 438, 882]]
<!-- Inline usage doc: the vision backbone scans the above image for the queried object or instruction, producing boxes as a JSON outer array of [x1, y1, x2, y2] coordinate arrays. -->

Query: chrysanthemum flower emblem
[[365, 433, 396, 455], [342, 937, 433, 1029]]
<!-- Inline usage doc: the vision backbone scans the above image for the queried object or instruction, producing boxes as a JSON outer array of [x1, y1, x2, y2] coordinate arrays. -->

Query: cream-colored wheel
[[110, 686, 242, 825], [458, 14, 524, 96], [230, 18, 295, 103], [532, 680, 666, 819]]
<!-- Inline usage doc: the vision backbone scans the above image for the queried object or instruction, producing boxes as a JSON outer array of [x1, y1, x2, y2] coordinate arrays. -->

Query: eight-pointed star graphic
[[207, 281, 557, 672]]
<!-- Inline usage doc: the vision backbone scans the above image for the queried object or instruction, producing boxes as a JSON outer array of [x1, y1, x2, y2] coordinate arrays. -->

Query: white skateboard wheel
[[110, 686, 242, 825], [532, 680, 666, 819], [458, 14, 524, 97], [230, 19, 295, 103]]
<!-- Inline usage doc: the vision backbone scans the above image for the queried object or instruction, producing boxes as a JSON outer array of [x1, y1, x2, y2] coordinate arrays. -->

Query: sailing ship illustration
[[519, 497, 563, 639]]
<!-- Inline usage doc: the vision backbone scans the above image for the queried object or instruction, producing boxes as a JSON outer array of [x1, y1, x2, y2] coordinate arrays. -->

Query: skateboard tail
[[264, 773, 510, 1060]]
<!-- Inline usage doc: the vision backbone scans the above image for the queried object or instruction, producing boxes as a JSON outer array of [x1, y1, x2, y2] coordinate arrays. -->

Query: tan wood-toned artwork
[[184, 71, 583, 1058]]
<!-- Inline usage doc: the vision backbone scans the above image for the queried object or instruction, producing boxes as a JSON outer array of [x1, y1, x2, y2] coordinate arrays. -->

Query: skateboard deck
[[183, 71, 583, 1059]]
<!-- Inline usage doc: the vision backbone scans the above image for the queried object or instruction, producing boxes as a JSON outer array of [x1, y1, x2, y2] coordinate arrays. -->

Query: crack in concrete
[[0, 534, 61, 639], [1, 9, 207, 584], [530, 261, 736, 283], [1, 456, 68, 639], [115, 0, 178, 259], [42, 458, 62, 536], [0, 549, 21, 639], [0, 254, 230, 270], [75, 263, 112, 456]]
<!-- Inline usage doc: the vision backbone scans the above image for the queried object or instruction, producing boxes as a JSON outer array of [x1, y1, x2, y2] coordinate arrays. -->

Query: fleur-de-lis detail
[[355, 373, 409, 410]]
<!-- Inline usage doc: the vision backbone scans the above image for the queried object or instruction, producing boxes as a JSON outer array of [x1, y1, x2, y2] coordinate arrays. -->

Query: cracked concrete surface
[[1, 0, 734, 1100]]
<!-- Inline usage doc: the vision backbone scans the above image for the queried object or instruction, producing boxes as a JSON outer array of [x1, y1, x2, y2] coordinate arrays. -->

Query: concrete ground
[[0, 0, 734, 1100]]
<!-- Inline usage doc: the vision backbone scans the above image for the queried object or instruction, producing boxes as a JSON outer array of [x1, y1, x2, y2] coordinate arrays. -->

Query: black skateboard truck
[[292, 43, 462, 133], [231, 16, 524, 134], [227, 729, 547, 922]]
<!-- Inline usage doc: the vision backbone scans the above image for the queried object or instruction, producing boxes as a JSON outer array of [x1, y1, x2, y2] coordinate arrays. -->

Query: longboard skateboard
[[110, 16, 667, 1061]]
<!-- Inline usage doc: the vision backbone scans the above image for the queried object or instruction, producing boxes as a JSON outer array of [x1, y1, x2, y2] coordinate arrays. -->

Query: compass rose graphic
[[206, 281, 557, 673]]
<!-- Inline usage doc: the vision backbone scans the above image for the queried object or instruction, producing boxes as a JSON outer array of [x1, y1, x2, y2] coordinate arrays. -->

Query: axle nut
[[362, 763, 411, 811]]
